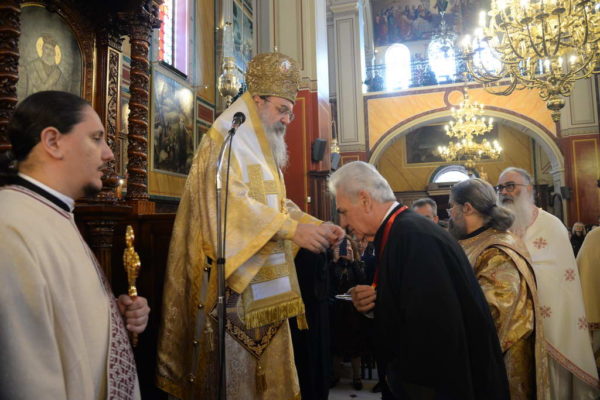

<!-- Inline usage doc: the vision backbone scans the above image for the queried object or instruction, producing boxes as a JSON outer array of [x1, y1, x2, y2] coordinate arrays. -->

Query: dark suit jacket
[[374, 207, 509, 400]]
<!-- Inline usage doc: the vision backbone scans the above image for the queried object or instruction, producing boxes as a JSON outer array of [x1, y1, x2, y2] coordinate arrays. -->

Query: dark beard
[[83, 183, 102, 198], [448, 218, 467, 239]]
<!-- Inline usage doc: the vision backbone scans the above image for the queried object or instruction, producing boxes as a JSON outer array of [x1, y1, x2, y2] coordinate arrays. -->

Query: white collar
[[18, 173, 75, 212], [379, 201, 400, 228]]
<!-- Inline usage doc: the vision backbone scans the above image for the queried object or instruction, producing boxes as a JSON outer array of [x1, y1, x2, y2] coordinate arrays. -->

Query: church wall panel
[[561, 135, 600, 225], [284, 89, 311, 212], [284, 89, 334, 216], [195, 0, 214, 104], [560, 77, 598, 136]]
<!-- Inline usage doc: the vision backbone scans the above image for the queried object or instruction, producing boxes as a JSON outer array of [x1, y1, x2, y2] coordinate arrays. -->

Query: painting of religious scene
[[151, 69, 195, 175], [372, 0, 488, 45], [233, 0, 253, 72], [17, 5, 82, 100], [406, 123, 499, 164]]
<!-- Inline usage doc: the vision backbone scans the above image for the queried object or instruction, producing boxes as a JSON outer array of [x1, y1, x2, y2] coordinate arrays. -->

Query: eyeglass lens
[[495, 183, 515, 192]]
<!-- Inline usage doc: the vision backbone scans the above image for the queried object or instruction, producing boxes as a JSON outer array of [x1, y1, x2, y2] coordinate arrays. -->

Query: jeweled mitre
[[246, 52, 300, 103]]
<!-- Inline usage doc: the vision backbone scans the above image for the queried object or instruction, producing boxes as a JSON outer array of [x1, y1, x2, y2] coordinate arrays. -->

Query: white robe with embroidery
[[0, 185, 140, 400], [524, 209, 599, 399], [577, 228, 600, 372]]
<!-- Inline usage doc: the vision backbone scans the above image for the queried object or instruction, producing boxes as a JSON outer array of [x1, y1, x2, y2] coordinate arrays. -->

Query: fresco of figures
[[372, 0, 488, 45]]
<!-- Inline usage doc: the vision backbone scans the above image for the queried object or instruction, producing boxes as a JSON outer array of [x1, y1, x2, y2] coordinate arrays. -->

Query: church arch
[[368, 108, 566, 193]]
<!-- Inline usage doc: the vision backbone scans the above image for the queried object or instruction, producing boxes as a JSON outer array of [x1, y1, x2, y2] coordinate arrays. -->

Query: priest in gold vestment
[[577, 227, 600, 374], [449, 178, 548, 399], [156, 52, 344, 400]]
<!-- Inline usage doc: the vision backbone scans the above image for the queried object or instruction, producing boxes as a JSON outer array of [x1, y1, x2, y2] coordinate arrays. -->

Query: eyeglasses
[[264, 97, 295, 121], [494, 183, 528, 193]]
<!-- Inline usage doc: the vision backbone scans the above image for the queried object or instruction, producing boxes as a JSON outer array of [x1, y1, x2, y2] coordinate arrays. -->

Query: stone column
[[329, 0, 367, 153]]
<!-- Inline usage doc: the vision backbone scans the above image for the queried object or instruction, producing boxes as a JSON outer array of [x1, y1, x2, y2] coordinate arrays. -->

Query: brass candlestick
[[123, 225, 141, 346]]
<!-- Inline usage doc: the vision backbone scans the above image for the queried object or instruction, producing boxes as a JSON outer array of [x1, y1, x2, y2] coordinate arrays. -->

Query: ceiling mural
[[371, 0, 489, 45]]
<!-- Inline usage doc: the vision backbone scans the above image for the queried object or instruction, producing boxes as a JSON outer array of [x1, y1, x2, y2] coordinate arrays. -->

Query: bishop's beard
[[500, 191, 534, 236], [264, 122, 288, 170]]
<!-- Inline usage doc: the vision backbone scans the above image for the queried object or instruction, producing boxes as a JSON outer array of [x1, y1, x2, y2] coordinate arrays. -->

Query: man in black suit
[[328, 161, 509, 400]]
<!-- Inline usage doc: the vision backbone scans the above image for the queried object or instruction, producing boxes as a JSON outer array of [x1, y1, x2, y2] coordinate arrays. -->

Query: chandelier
[[438, 89, 502, 169], [428, 1, 458, 83], [461, 0, 600, 122]]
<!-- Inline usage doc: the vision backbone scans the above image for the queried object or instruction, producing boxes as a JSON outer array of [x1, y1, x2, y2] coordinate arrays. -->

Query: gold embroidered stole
[[198, 92, 310, 332], [156, 93, 320, 398], [460, 228, 549, 400]]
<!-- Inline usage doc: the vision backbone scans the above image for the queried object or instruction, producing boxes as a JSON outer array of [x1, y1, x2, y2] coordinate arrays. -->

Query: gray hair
[[572, 222, 586, 234], [451, 178, 515, 231], [499, 167, 533, 185], [412, 197, 438, 216], [328, 161, 396, 203]]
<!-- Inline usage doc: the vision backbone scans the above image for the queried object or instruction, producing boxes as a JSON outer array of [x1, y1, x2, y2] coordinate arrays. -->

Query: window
[[385, 44, 411, 90], [432, 165, 470, 183], [427, 37, 456, 83], [158, 0, 189, 75]]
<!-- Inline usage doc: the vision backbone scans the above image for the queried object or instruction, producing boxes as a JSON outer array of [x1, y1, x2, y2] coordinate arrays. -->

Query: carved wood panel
[[0, 0, 22, 171]]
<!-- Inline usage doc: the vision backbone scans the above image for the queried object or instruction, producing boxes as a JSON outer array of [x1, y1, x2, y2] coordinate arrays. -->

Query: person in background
[[330, 238, 368, 391], [570, 222, 587, 257], [411, 197, 439, 223], [290, 249, 331, 400]]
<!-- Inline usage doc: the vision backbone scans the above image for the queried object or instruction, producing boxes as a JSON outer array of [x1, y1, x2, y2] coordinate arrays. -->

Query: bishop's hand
[[293, 222, 345, 253]]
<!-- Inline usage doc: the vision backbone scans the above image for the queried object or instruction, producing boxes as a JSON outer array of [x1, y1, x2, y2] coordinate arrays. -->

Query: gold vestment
[[156, 92, 319, 400], [460, 228, 548, 399]]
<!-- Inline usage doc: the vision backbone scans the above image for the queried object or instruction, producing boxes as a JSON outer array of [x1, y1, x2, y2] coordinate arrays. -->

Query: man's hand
[[293, 223, 344, 253], [350, 284, 376, 313], [117, 295, 150, 334]]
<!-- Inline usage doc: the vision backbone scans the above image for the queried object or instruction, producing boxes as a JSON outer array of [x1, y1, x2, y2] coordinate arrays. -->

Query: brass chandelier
[[461, 0, 600, 122], [438, 89, 502, 169]]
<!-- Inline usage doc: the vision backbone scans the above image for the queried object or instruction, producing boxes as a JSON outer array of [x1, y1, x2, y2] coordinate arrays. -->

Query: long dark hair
[[451, 178, 515, 231]]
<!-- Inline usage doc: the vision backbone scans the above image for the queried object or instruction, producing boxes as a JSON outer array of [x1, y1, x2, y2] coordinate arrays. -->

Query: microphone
[[231, 112, 246, 130]]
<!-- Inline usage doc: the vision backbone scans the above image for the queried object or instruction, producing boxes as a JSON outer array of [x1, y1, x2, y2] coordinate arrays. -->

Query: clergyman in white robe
[[523, 208, 600, 399], [0, 176, 140, 400]]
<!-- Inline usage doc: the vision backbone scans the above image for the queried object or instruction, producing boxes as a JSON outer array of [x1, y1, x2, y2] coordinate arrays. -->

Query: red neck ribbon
[[372, 205, 408, 289]]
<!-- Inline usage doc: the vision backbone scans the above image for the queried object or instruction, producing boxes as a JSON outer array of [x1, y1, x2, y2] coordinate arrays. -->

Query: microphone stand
[[215, 119, 241, 400]]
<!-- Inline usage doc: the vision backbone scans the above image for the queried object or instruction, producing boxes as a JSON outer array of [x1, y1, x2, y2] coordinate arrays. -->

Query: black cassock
[[290, 249, 331, 400], [374, 206, 509, 400]]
